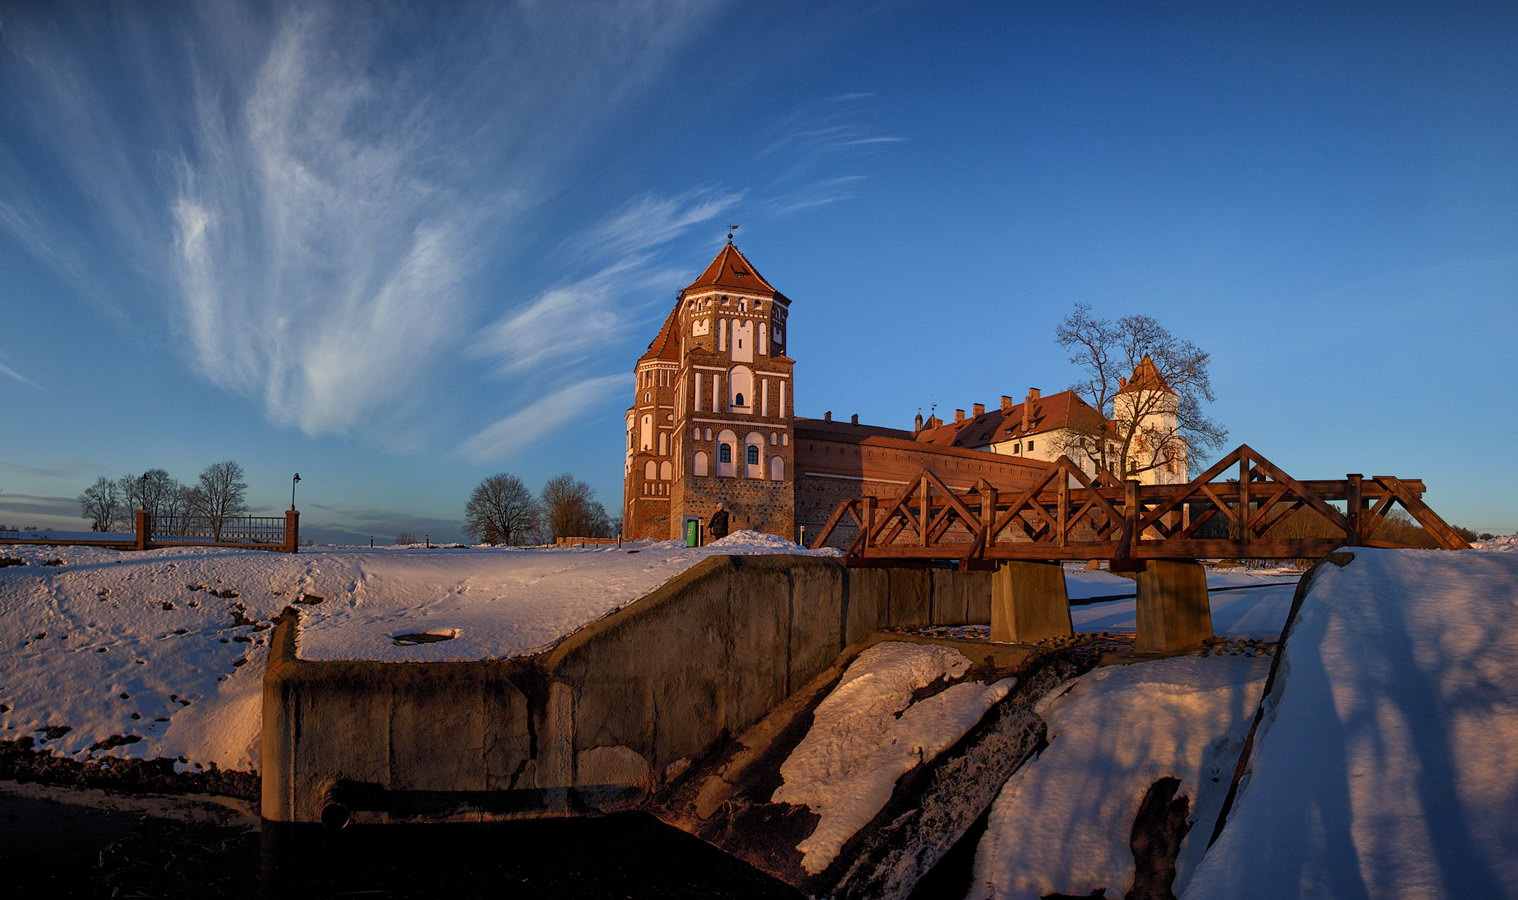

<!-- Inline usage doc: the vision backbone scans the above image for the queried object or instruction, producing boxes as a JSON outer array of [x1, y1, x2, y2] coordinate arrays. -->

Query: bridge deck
[[810, 444, 1469, 567]]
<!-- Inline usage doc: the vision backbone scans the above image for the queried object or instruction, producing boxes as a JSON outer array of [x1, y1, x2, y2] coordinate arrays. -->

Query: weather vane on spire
[[727, 225, 740, 242]]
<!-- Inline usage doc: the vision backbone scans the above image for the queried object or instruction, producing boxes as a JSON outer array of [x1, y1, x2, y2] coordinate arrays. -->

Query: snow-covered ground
[[1072, 582, 1299, 641], [1184, 547, 1518, 898], [1062, 564, 1299, 602], [973, 545, 1518, 899], [0, 528, 134, 542], [0, 532, 834, 772], [772, 641, 1016, 874], [971, 656, 1270, 899]]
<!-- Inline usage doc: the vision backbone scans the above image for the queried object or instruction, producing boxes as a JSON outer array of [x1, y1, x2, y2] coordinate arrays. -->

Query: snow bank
[[1473, 533, 1518, 552], [773, 641, 1015, 874], [1183, 548, 1518, 898], [971, 656, 1270, 899], [0, 536, 834, 773]]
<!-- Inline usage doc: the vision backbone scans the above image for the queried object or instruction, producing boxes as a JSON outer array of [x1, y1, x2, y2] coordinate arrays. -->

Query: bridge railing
[[809, 444, 1469, 567]]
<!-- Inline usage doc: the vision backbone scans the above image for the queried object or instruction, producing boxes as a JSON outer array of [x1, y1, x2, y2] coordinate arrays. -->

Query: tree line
[[77, 461, 249, 534], [464, 472, 617, 545]]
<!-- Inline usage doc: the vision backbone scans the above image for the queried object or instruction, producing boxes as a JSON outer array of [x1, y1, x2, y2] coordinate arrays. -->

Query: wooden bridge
[[809, 444, 1470, 568]]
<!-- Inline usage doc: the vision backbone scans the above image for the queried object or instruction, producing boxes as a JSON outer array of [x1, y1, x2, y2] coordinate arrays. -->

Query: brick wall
[[794, 421, 1050, 548]]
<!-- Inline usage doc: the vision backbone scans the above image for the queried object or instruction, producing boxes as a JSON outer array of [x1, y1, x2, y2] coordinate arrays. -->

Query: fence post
[[284, 509, 300, 554], [134, 509, 149, 551]]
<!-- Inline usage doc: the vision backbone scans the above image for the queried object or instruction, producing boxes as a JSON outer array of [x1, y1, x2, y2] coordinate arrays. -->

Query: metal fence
[[150, 514, 288, 545]]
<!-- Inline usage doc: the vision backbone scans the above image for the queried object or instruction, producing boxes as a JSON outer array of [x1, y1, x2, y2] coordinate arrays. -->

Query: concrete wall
[[262, 555, 991, 824]]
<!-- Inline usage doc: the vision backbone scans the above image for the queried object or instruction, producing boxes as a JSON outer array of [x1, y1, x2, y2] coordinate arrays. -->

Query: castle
[[623, 242, 1184, 543]]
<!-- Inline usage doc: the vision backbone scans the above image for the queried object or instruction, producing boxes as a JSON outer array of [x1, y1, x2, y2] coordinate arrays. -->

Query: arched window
[[768, 456, 783, 481], [728, 365, 753, 410], [659, 461, 672, 480], [744, 431, 765, 478], [644, 460, 656, 480], [693, 451, 709, 477], [716, 429, 737, 476]]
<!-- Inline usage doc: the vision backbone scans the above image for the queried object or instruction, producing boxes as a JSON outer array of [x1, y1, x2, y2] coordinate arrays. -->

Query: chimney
[[914, 412, 924, 431], [1000, 395, 1013, 412], [1027, 387, 1041, 402], [973, 403, 985, 417], [850, 413, 859, 425], [954, 409, 965, 423], [823, 410, 832, 422]]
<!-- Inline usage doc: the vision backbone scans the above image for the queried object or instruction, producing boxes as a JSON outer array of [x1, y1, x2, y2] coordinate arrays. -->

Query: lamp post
[[291, 473, 301, 510]]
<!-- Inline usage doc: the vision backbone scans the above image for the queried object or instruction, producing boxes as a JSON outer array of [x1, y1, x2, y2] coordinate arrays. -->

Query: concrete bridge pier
[[1135, 559, 1214, 652], [990, 560, 1073, 643]]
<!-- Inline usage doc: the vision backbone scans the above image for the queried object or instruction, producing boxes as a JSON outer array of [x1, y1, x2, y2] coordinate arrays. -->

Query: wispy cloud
[[0, 353, 39, 389], [0, 1, 715, 445], [753, 93, 903, 217], [0, 491, 80, 521], [458, 374, 628, 462], [472, 190, 741, 382], [0, 459, 110, 479]]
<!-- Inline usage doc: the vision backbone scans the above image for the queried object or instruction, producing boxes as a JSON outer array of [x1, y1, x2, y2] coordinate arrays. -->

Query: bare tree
[[541, 473, 611, 541], [78, 477, 123, 532], [464, 473, 541, 546], [189, 460, 249, 541], [117, 468, 189, 521], [1054, 304, 1226, 479], [395, 532, 419, 545]]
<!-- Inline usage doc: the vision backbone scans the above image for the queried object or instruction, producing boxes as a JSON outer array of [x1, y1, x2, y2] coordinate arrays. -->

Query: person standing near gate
[[708, 504, 729, 542]]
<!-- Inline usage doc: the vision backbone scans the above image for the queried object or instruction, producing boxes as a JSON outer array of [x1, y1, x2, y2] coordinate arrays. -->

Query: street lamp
[[291, 473, 301, 510]]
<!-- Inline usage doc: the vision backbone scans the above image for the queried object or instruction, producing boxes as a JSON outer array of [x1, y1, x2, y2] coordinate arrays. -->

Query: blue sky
[[1, 0, 1515, 542]]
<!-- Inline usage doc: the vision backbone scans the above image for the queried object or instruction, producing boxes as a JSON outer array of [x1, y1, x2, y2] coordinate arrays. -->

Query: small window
[[746, 445, 759, 465], [644, 392, 651, 403], [735, 392, 745, 407], [1027, 440, 1035, 451], [719, 444, 732, 464]]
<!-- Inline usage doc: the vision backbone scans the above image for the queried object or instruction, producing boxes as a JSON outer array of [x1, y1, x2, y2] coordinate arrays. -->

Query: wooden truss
[[808, 444, 1470, 567]]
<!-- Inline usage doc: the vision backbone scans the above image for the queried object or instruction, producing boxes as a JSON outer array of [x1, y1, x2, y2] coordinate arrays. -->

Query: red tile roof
[[682, 242, 781, 296], [638, 303, 682, 363], [913, 390, 1107, 448]]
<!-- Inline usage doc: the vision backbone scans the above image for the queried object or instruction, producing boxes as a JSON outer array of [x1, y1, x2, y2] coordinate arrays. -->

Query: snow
[[0, 529, 133, 542], [1072, 582, 1299, 641], [0, 532, 835, 773], [971, 656, 1271, 899], [772, 641, 1015, 874], [1473, 533, 1518, 552], [1182, 548, 1518, 898], [1062, 564, 1299, 602]]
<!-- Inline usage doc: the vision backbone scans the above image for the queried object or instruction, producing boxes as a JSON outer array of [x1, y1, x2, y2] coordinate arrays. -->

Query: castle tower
[[623, 242, 796, 540], [1115, 355, 1186, 484]]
